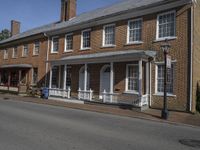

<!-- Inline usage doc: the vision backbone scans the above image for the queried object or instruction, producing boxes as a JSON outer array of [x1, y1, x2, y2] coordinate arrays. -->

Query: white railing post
[[68, 87, 71, 99], [89, 88, 93, 101], [78, 88, 81, 100]]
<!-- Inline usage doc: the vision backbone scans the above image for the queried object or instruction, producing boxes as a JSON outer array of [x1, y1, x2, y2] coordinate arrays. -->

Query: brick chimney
[[60, 0, 77, 22], [11, 20, 20, 36]]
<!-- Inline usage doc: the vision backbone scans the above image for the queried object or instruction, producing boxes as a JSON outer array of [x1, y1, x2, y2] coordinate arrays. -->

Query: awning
[[0, 64, 32, 69], [50, 50, 157, 65]]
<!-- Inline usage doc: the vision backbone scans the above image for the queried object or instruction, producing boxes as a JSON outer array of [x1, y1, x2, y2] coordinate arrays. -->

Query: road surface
[[0, 99, 199, 150]]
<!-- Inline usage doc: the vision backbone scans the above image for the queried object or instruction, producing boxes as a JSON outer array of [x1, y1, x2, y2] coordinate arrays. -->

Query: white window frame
[[3, 49, 8, 59], [12, 47, 18, 58], [125, 64, 139, 94], [155, 62, 176, 96], [65, 33, 73, 52], [102, 24, 116, 47], [32, 68, 38, 85], [33, 41, 40, 55], [51, 36, 59, 53], [156, 10, 176, 41], [22, 44, 28, 57], [127, 18, 143, 44], [81, 29, 91, 50]]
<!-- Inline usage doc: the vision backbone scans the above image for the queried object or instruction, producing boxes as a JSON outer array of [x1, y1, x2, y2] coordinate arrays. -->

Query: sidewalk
[[0, 93, 200, 127]]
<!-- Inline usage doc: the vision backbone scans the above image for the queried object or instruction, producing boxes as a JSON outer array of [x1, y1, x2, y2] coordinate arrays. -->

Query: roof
[[0, 64, 32, 69], [50, 50, 157, 65], [0, 0, 191, 45]]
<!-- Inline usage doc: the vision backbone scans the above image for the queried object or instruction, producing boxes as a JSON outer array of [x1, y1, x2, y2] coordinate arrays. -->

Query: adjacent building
[[0, 0, 200, 112]]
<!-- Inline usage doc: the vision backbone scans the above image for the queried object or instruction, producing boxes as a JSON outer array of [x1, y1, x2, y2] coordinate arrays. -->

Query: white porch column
[[110, 62, 114, 93], [110, 62, 114, 103], [146, 62, 150, 95], [63, 65, 67, 90], [139, 60, 143, 97], [49, 65, 53, 89], [58, 66, 61, 88], [84, 64, 88, 91], [149, 62, 152, 107], [18, 70, 22, 85]]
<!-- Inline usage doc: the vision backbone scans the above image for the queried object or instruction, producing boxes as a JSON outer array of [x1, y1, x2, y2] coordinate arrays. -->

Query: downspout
[[189, 1, 194, 112], [44, 33, 50, 87]]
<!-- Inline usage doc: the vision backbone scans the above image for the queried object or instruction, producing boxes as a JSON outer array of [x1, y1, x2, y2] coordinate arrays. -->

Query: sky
[[0, 0, 122, 32]]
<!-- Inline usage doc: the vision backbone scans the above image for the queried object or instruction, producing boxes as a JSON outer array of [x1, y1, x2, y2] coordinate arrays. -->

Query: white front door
[[100, 65, 111, 99]]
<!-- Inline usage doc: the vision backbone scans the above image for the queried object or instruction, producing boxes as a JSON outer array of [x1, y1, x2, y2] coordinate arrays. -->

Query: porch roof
[[0, 64, 32, 69], [50, 50, 157, 65]]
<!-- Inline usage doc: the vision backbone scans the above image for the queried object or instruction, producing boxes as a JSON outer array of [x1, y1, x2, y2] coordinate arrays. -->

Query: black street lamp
[[161, 40, 171, 120]]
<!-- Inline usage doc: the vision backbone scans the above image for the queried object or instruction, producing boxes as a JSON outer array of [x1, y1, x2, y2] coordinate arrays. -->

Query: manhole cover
[[179, 139, 200, 148]]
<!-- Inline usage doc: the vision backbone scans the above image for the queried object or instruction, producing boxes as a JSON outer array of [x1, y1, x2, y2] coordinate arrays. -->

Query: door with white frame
[[100, 65, 111, 99], [79, 66, 90, 91]]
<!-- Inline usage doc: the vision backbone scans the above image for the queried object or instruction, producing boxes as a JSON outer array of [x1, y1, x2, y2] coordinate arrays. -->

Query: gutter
[[189, 1, 195, 112], [43, 33, 50, 87]]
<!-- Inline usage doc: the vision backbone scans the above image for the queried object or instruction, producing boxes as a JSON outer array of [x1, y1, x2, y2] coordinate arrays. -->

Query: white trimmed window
[[3, 49, 8, 59], [12, 47, 18, 58], [65, 33, 73, 51], [157, 11, 176, 40], [51, 37, 59, 53], [81, 29, 91, 50], [103, 24, 115, 46], [22, 45, 28, 57], [156, 64, 174, 94], [126, 64, 139, 93], [33, 41, 40, 55], [127, 19, 142, 43], [32, 68, 38, 85]]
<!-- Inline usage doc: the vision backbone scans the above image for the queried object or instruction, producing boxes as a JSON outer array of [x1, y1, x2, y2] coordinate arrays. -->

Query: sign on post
[[166, 55, 172, 69]]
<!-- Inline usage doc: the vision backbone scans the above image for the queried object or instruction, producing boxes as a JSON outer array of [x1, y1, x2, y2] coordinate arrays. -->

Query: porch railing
[[49, 87, 71, 99], [78, 88, 93, 101], [133, 94, 149, 107], [102, 90, 119, 103]]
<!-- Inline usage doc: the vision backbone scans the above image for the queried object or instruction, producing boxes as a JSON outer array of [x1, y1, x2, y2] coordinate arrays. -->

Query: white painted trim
[[127, 18, 143, 44], [22, 44, 28, 57], [149, 62, 152, 106], [80, 29, 91, 50], [63, 65, 67, 90], [156, 10, 176, 41], [51, 36, 59, 53], [64, 33, 73, 52], [12, 47, 18, 58], [110, 62, 114, 94], [139, 60, 143, 96], [102, 24, 116, 47], [3, 49, 8, 60], [125, 63, 139, 94], [49, 65, 53, 89], [33, 41, 40, 56], [154, 62, 176, 96]]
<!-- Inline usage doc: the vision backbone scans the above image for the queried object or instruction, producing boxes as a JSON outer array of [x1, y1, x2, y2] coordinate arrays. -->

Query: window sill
[[101, 45, 116, 48], [123, 91, 139, 95], [64, 50, 73, 53], [12, 57, 18, 59], [154, 37, 177, 42], [33, 54, 39, 56], [50, 52, 58, 54], [125, 41, 143, 46], [21, 56, 28, 58], [80, 48, 91, 51], [153, 93, 176, 97]]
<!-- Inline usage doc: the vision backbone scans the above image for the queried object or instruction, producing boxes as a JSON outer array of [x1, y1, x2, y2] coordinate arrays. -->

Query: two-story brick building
[[0, 0, 200, 112]]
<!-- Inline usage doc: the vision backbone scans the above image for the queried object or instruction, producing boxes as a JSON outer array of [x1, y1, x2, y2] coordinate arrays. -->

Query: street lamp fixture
[[161, 39, 171, 120]]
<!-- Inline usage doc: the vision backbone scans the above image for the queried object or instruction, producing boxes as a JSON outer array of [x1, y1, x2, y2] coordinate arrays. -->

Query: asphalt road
[[0, 99, 199, 150]]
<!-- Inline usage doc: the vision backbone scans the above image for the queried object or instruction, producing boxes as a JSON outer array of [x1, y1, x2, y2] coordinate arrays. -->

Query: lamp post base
[[161, 109, 169, 120]]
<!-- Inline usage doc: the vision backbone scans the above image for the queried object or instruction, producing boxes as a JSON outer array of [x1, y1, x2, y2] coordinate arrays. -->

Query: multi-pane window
[[81, 29, 91, 49], [156, 64, 174, 94], [52, 37, 59, 53], [33, 41, 40, 55], [23, 45, 28, 57], [65, 34, 73, 51], [32, 68, 38, 85], [128, 19, 142, 43], [103, 24, 115, 46], [157, 11, 176, 39], [12, 47, 18, 58], [126, 65, 139, 92], [3, 49, 8, 59]]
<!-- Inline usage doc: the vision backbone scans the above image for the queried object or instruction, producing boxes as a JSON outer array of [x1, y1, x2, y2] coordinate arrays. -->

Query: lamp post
[[161, 40, 171, 120]]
